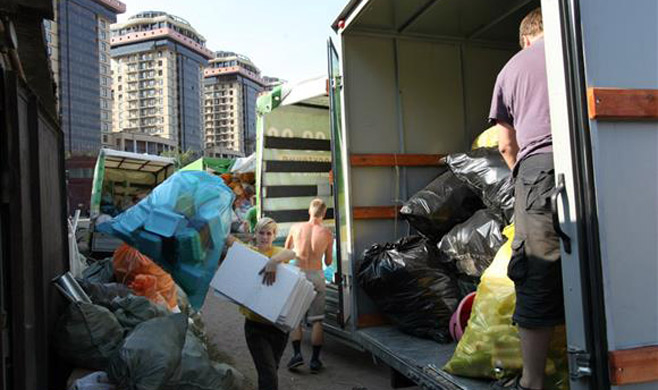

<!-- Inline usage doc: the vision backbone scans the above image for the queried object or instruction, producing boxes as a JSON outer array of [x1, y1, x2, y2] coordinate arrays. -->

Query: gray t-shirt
[[489, 38, 552, 166]]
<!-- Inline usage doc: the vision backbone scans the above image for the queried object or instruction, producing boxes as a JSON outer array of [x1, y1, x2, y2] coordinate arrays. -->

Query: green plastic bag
[[443, 225, 569, 390]]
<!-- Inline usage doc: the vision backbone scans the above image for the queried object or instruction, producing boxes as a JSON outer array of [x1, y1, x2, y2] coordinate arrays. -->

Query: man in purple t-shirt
[[488, 8, 564, 390]]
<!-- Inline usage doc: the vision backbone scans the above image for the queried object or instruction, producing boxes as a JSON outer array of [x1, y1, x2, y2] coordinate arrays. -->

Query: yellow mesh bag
[[443, 225, 568, 390]]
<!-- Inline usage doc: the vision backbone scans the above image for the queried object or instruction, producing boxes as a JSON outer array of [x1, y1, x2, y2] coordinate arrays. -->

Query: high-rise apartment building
[[110, 11, 213, 154], [48, 0, 126, 153], [203, 51, 266, 157]]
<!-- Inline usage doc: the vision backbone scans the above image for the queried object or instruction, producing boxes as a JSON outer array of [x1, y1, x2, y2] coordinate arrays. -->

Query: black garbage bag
[[108, 313, 188, 390], [78, 279, 132, 307], [54, 302, 124, 370], [162, 330, 245, 390], [110, 295, 169, 330], [446, 147, 515, 224], [82, 258, 115, 283], [400, 169, 484, 241], [437, 209, 505, 278], [357, 236, 460, 343]]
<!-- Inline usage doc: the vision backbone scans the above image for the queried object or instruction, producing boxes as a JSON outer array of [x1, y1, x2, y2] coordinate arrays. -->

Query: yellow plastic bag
[[472, 126, 499, 149], [443, 225, 569, 390]]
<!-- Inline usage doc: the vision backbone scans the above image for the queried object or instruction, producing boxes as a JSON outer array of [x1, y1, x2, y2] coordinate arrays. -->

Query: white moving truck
[[326, 1, 658, 389]]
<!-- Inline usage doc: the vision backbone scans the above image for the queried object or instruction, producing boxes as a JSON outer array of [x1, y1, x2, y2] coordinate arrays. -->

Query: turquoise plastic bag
[[102, 171, 234, 309]]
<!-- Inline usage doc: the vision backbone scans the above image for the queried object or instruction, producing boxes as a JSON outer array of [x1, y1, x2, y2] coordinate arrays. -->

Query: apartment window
[[158, 52, 163, 58], [100, 53, 107, 62], [158, 70, 163, 76]]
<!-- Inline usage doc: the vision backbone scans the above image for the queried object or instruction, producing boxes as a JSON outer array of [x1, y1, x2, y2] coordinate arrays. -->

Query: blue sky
[[116, 1, 348, 83]]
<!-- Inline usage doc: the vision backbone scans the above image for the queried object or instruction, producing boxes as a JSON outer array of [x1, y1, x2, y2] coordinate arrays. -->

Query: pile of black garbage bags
[[56, 261, 244, 390], [357, 147, 514, 343]]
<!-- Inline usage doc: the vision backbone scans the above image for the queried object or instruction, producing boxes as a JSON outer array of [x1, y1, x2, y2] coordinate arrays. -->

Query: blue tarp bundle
[[99, 171, 235, 309]]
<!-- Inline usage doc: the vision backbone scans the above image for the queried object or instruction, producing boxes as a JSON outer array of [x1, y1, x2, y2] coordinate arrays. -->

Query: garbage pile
[[56, 262, 245, 390], [57, 170, 247, 390], [218, 171, 257, 236], [98, 171, 234, 309], [357, 136, 514, 343], [443, 226, 569, 390]]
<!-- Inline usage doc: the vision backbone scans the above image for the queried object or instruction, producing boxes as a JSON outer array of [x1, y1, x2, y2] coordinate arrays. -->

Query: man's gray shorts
[[303, 270, 326, 322]]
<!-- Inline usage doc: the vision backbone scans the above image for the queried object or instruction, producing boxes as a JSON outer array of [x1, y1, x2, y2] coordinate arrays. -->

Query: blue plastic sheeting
[[100, 171, 235, 309]]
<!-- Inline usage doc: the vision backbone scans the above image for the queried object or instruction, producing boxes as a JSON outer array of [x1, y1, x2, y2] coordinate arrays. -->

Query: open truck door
[[543, 1, 658, 389], [327, 38, 354, 330]]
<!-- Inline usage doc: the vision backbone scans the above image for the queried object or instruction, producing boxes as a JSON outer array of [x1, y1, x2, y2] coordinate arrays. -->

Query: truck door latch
[[568, 346, 592, 379]]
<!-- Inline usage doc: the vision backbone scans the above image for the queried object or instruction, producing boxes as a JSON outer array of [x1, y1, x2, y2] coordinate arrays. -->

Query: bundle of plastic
[[446, 147, 515, 224], [399, 169, 484, 241], [443, 225, 568, 390], [99, 171, 235, 309], [357, 236, 460, 343]]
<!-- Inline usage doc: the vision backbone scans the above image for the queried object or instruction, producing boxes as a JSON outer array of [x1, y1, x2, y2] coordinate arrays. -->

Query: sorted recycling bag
[[78, 280, 132, 307], [437, 209, 505, 278], [400, 169, 484, 241], [68, 371, 115, 390], [110, 295, 169, 330], [108, 313, 188, 390], [446, 147, 514, 224], [101, 171, 235, 309], [162, 330, 246, 390], [54, 302, 124, 370], [114, 244, 178, 310], [82, 258, 115, 284], [443, 225, 568, 390], [357, 236, 460, 342], [471, 126, 499, 149]]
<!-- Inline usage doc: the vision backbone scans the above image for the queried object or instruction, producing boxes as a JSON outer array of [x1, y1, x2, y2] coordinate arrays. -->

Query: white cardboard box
[[210, 242, 315, 329]]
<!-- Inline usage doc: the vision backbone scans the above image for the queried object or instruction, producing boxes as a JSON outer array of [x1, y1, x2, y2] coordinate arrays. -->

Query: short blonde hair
[[519, 8, 543, 48], [254, 217, 278, 235], [309, 198, 327, 218]]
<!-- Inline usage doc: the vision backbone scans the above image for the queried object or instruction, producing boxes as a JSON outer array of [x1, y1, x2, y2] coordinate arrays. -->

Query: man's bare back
[[285, 221, 332, 271]]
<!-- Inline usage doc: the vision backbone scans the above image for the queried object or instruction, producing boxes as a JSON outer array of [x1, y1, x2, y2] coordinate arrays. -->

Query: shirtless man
[[284, 198, 333, 373]]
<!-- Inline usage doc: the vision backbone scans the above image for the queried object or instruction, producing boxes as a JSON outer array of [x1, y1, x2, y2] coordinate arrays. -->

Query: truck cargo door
[[328, 38, 353, 328], [544, 1, 658, 389]]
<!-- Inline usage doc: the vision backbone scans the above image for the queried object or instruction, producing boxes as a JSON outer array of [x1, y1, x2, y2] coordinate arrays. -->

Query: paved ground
[[201, 293, 418, 390]]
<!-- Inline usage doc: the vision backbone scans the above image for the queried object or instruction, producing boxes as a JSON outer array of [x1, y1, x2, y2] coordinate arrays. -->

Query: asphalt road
[[200, 293, 418, 390]]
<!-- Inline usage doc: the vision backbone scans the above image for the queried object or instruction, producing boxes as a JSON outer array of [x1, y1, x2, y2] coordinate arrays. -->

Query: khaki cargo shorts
[[304, 270, 326, 322]]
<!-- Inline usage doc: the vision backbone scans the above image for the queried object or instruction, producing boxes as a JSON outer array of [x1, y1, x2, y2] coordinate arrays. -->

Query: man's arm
[[496, 122, 519, 170], [324, 233, 333, 267], [284, 225, 295, 250]]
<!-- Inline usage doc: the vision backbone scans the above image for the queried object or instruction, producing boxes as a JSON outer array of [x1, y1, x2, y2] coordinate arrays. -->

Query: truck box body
[[329, 0, 658, 389]]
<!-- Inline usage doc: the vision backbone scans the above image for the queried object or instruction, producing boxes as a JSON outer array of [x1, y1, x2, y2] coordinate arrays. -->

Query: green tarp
[[181, 157, 235, 174]]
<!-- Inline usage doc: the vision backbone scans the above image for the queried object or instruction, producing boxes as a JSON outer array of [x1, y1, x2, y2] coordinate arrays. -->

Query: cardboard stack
[[210, 243, 316, 331]]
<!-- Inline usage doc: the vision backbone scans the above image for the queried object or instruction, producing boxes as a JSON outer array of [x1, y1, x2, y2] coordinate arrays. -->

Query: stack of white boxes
[[210, 243, 316, 331]]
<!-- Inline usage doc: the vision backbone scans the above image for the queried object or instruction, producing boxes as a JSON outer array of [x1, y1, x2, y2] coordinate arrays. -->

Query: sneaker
[[309, 359, 324, 374], [287, 353, 304, 370]]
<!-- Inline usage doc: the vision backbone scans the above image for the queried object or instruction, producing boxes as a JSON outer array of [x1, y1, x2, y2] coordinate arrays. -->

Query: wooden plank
[[350, 153, 444, 167], [357, 313, 390, 328], [609, 345, 658, 385], [353, 206, 400, 220], [588, 88, 658, 120]]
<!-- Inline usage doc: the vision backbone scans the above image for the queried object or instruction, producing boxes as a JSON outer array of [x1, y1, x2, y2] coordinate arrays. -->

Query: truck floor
[[357, 326, 491, 390]]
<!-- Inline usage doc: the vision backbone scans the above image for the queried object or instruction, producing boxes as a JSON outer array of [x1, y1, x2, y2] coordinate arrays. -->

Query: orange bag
[[113, 244, 177, 310]]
